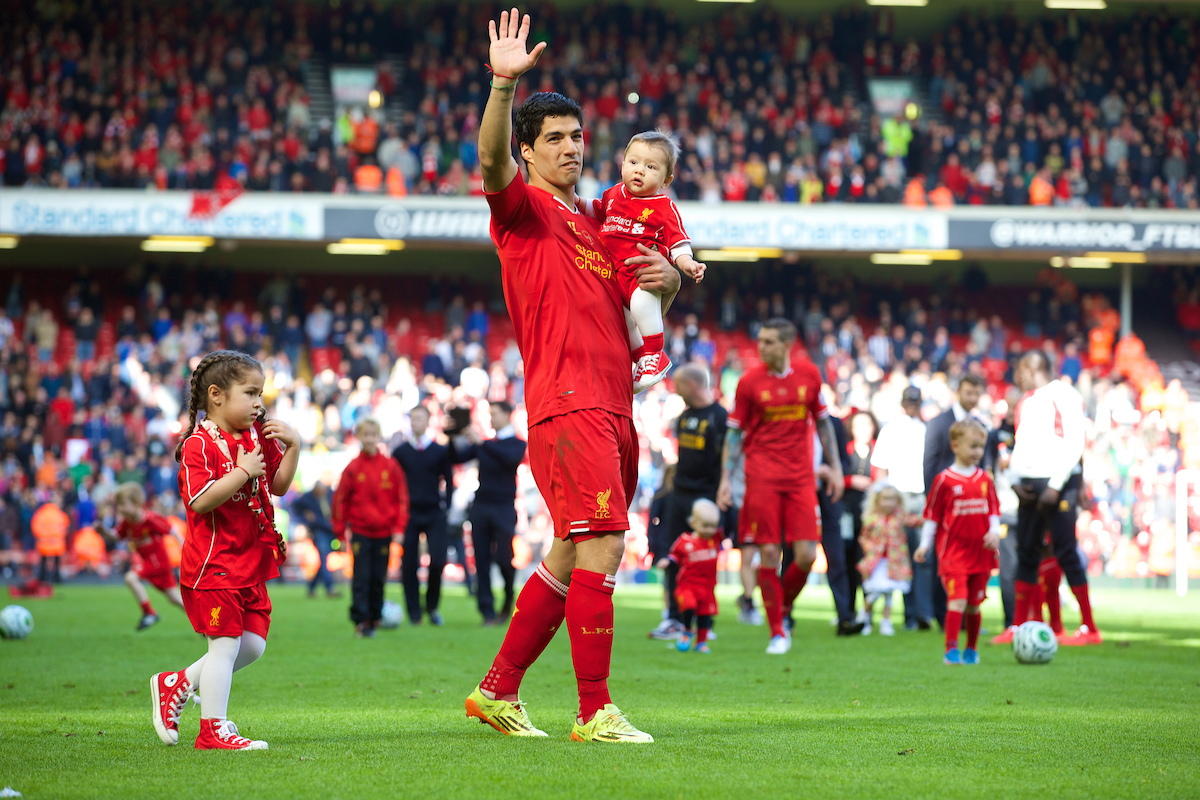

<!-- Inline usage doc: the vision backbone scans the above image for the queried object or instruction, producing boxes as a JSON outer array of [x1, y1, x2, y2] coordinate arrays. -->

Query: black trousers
[[349, 534, 391, 625], [1014, 476, 1086, 586], [471, 502, 517, 620], [402, 507, 448, 621], [779, 490, 854, 624]]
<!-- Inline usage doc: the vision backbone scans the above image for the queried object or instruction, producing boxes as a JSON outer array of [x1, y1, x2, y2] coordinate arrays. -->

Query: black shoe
[[481, 616, 497, 627], [917, 618, 933, 630], [136, 613, 159, 631], [837, 620, 866, 636], [428, 610, 445, 627]]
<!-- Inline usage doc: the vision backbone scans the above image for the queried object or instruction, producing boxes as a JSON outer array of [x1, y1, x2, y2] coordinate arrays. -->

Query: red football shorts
[[135, 546, 176, 591], [182, 582, 272, 639], [616, 265, 640, 307], [941, 573, 989, 605], [528, 409, 638, 542], [140, 569, 178, 592], [675, 585, 718, 617], [740, 485, 818, 545]]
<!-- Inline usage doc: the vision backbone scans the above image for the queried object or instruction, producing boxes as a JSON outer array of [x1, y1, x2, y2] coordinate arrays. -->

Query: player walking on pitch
[[717, 319, 844, 654], [463, 8, 680, 743]]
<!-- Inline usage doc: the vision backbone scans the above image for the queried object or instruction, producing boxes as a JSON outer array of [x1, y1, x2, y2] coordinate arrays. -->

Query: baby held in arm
[[587, 131, 705, 393]]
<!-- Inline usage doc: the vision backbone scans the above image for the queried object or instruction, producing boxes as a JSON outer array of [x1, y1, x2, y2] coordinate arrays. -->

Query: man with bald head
[[649, 363, 729, 640], [1008, 350, 1101, 645]]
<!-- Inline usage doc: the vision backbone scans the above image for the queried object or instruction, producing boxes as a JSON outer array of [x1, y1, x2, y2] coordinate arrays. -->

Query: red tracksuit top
[[331, 449, 409, 538]]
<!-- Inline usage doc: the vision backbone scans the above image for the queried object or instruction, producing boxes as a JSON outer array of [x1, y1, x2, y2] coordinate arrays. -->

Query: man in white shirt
[[1007, 351, 1101, 645], [871, 386, 933, 630]]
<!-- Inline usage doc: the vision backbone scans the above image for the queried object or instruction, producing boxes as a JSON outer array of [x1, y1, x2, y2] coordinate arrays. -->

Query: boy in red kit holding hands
[[670, 499, 721, 654], [916, 420, 1000, 666], [333, 418, 409, 638], [589, 131, 706, 392], [103, 482, 185, 631]]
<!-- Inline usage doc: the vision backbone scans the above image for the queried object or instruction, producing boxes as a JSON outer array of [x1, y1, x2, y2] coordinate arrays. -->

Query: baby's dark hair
[[174, 350, 264, 462]]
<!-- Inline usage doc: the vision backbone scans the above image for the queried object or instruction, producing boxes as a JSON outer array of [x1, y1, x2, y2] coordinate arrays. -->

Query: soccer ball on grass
[[379, 599, 403, 629], [1013, 620, 1057, 664], [0, 604, 34, 639]]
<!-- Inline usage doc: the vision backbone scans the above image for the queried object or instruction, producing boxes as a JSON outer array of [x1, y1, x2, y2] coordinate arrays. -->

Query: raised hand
[[488, 8, 547, 81], [261, 419, 299, 449]]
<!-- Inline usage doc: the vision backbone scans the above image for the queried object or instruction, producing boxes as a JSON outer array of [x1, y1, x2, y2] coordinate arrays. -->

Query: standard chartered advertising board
[[4, 189, 1200, 255]]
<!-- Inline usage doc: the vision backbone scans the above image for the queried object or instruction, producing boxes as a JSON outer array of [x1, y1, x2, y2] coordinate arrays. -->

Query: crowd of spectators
[[0, 262, 1190, 586], [7, 2, 1200, 208]]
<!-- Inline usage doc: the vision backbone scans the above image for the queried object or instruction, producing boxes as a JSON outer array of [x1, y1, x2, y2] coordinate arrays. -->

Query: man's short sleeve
[[728, 375, 752, 430], [485, 172, 534, 231], [870, 425, 893, 471], [180, 436, 218, 505]]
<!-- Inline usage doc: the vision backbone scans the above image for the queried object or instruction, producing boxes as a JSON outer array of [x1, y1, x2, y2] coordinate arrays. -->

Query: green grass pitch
[[2, 582, 1198, 799]]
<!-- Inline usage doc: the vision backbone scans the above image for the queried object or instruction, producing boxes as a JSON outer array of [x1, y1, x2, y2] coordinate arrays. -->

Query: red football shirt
[[178, 424, 284, 589], [487, 173, 632, 427], [592, 183, 692, 272], [728, 360, 828, 490], [923, 466, 1000, 575], [116, 510, 173, 573], [670, 532, 719, 593]]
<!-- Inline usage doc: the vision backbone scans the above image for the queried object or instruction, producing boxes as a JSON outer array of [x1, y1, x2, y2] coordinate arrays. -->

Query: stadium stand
[[3, 2, 1200, 207]]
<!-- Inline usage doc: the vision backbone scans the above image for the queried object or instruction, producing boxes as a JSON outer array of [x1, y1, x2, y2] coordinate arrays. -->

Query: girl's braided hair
[[174, 350, 264, 463]]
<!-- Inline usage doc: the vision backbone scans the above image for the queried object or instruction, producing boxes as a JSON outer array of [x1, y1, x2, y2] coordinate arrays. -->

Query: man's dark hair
[[1022, 349, 1054, 377], [760, 318, 797, 344], [959, 374, 986, 390], [492, 400, 514, 416], [514, 92, 583, 166]]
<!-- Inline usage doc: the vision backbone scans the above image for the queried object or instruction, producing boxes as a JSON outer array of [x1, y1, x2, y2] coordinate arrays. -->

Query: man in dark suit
[[922, 373, 987, 627], [393, 405, 456, 626], [453, 401, 527, 625]]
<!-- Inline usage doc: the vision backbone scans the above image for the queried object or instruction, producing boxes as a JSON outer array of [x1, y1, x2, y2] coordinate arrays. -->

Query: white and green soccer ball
[[1013, 620, 1057, 664], [0, 605, 33, 640], [379, 599, 403, 629]]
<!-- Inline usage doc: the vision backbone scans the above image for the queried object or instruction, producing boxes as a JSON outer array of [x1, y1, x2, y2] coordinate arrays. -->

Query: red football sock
[[758, 567, 785, 638], [1028, 580, 1044, 622], [140, 600, 155, 616], [1070, 582, 1097, 631], [697, 627, 709, 644], [945, 609, 963, 650], [641, 332, 664, 355], [781, 562, 809, 608], [566, 569, 615, 723], [965, 612, 982, 649], [1042, 562, 1063, 634], [481, 564, 567, 699], [1013, 580, 1037, 625]]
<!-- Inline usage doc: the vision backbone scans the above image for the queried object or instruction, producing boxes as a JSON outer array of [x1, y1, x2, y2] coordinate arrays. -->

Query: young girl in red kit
[[332, 417, 408, 638], [150, 350, 299, 750]]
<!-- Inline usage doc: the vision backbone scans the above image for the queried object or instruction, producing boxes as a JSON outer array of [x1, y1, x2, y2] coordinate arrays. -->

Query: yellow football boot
[[465, 685, 548, 737], [570, 704, 654, 743]]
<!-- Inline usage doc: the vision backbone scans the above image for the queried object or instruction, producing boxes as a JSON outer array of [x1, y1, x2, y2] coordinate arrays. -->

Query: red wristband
[[235, 465, 250, 479], [485, 64, 516, 80]]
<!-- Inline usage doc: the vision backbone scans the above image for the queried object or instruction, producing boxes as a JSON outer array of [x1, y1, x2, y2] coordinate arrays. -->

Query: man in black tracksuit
[[453, 401, 527, 625], [392, 405, 456, 626]]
